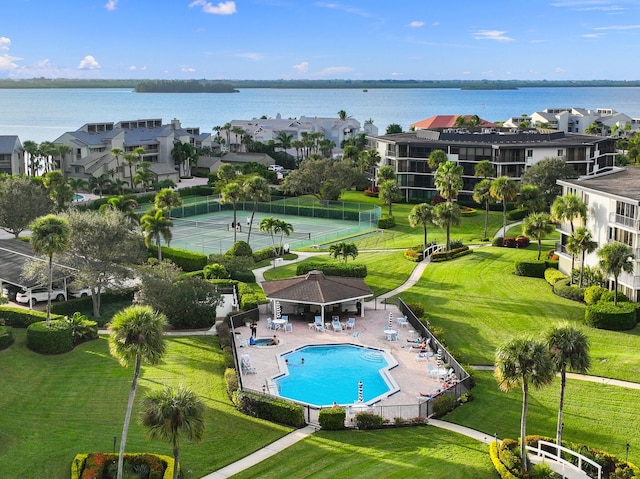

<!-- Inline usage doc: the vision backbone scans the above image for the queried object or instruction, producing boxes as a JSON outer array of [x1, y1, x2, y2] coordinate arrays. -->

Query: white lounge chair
[[346, 317, 355, 330], [314, 316, 325, 332], [241, 354, 257, 374], [332, 319, 343, 332], [397, 315, 409, 328]]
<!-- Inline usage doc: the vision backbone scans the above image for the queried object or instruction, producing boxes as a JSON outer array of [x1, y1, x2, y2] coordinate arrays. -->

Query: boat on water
[[363, 89, 368, 92]]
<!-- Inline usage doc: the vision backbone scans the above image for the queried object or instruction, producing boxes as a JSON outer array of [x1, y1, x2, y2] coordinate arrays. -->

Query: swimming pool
[[73, 194, 85, 201], [274, 344, 398, 407]]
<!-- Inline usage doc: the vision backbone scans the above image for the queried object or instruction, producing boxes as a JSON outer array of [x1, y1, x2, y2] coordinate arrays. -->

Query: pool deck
[[234, 305, 450, 408]]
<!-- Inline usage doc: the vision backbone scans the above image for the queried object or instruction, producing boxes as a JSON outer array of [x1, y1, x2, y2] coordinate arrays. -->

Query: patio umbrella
[[357, 380, 363, 402], [388, 313, 393, 329]]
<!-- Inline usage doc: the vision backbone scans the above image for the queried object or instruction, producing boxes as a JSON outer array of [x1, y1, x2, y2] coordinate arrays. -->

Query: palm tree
[[523, 212, 554, 260], [551, 194, 587, 234], [473, 179, 492, 241], [154, 188, 182, 214], [377, 165, 396, 184], [140, 208, 173, 260], [231, 126, 245, 152], [490, 176, 519, 233], [110, 147, 124, 180], [274, 131, 294, 152], [109, 305, 167, 479], [29, 214, 71, 326], [123, 153, 138, 190], [221, 181, 243, 243], [408, 203, 435, 248], [329, 242, 358, 263], [597, 241, 634, 305], [433, 201, 461, 251], [494, 336, 555, 471], [427, 150, 448, 171], [546, 323, 591, 448], [517, 184, 545, 214], [23, 140, 39, 176], [378, 179, 400, 216], [435, 161, 463, 203], [567, 227, 598, 287], [243, 175, 270, 242], [56, 144, 72, 178], [337, 109, 348, 121], [474, 159, 494, 180], [142, 384, 205, 479], [134, 161, 156, 192], [99, 195, 139, 225], [291, 140, 304, 164], [67, 177, 88, 196], [259, 217, 293, 257]]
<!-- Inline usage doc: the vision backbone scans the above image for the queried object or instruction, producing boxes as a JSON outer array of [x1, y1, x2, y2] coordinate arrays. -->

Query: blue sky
[[2, 0, 640, 80]]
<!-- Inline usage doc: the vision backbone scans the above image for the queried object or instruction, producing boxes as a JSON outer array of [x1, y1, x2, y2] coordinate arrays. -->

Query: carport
[[260, 270, 373, 323], [0, 239, 75, 306]]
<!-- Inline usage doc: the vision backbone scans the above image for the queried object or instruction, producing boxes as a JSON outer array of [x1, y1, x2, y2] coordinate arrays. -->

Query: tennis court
[[167, 210, 372, 255]]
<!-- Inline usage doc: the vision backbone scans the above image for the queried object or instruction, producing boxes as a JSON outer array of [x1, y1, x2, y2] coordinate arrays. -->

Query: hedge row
[[51, 288, 136, 317], [489, 441, 520, 479], [319, 408, 346, 430], [504, 236, 530, 248], [506, 208, 528, 221], [0, 306, 64, 327], [27, 320, 74, 354], [377, 215, 396, 229], [296, 262, 368, 278], [514, 260, 558, 278], [431, 246, 471, 262], [237, 282, 267, 311], [236, 390, 305, 427], [148, 245, 208, 272], [404, 248, 423, 262], [73, 453, 174, 479], [0, 326, 13, 349], [584, 302, 638, 330], [544, 268, 567, 285], [253, 246, 276, 263], [553, 279, 585, 302]]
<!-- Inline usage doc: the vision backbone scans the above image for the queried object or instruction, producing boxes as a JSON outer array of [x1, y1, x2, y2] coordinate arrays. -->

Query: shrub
[[599, 290, 629, 303], [430, 246, 471, 262], [571, 266, 604, 288], [377, 215, 396, 229], [459, 206, 478, 217], [0, 325, 13, 349], [544, 268, 567, 285], [319, 407, 346, 430], [148, 245, 207, 271], [204, 263, 229, 279], [515, 235, 530, 248], [296, 262, 367, 278], [237, 390, 305, 427], [64, 312, 98, 344], [503, 237, 517, 248], [51, 288, 136, 320], [553, 278, 585, 302], [514, 260, 546, 278], [0, 306, 64, 327], [489, 441, 520, 479], [253, 247, 276, 263], [584, 285, 607, 305], [529, 462, 556, 479], [507, 208, 528, 220], [406, 302, 424, 318], [492, 237, 504, 247], [404, 248, 423, 262], [449, 239, 464, 249], [26, 320, 74, 354], [585, 302, 638, 330], [226, 240, 253, 257], [230, 269, 256, 283], [432, 393, 456, 418], [224, 368, 238, 400], [363, 189, 379, 198], [76, 453, 173, 479], [354, 412, 385, 430]]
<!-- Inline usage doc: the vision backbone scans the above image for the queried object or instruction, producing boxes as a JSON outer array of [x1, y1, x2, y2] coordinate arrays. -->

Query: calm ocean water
[[2, 87, 640, 143]]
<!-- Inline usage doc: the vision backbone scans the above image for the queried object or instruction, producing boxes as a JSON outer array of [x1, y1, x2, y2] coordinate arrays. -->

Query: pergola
[[260, 270, 373, 322]]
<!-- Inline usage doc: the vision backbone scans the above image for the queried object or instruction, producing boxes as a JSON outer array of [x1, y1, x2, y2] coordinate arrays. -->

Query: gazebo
[[260, 270, 373, 323]]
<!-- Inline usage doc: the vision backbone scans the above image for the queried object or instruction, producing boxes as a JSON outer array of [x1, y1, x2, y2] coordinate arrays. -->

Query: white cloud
[[390, 72, 402, 76], [189, 0, 237, 15], [236, 52, 263, 61], [594, 24, 640, 30], [473, 30, 514, 42], [105, 0, 118, 11], [128, 65, 147, 71], [0, 37, 10, 51], [315, 66, 353, 76], [461, 71, 471, 75], [409, 21, 424, 28], [551, 1, 625, 11], [432, 21, 439, 27], [181, 66, 196, 72], [293, 61, 309, 73], [315, 2, 371, 18], [581, 33, 605, 37], [77, 55, 101, 70], [0, 54, 21, 71]]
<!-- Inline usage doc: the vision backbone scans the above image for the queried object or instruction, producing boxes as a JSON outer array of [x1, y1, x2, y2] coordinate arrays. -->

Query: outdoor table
[[272, 318, 287, 329], [384, 329, 397, 341]]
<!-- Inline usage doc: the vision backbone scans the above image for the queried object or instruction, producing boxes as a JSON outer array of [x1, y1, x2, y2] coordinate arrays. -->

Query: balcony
[[609, 213, 640, 230]]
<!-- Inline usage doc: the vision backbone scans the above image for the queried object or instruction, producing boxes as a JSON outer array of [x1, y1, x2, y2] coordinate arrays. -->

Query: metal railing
[[609, 213, 640, 230], [526, 440, 601, 479]]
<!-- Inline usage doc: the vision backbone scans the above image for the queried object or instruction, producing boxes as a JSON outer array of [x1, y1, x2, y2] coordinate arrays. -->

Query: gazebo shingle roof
[[261, 270, 373, 305]]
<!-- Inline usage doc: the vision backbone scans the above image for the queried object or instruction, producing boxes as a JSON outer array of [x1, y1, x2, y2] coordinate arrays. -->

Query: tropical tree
[[110, 147, 124, 180], [551, 194, 587, 234], [473, 179, 492, 241], [494, 336, 555, 471], [140, 208, 173, 261], [171, 142, 199, 177], [56, 144, 72, 178], [474, 159, 494, 180], [231, 126, 246, 152], [0, 176, 53, 237], [123, 152, 139, 190], [427, 150, 448, 171], [133, 161, 156, 191], [490, 176, 519, 233], [221, 181, 243, 243], [521, 157, 571, 207], [523, 212, 554, 260], [517, 184, 545, 214], [567, 227, 598, 287], [154, 188, 182, 214], [337, 109, 348, 121], [99, 195, 139, 225], [597, 241, 634, 305], [385, 123, 403, 134], [29, 214, 71, 326], [67, 177, 88, 196], [216, 163, 237, 185], [377, 165, 396, 184], [89, 174, 112, 198], [434, 161, 463, 202], [259, 217, 293, 257], [408, 203, 435, 248], [546, 323, 591, 448], [141, 384, 205, 479], [329, 242, 358, 263], [109, 305, 167, 479], [379, 179, 400, 216], [23, 140, 40, 176], [42, 170, 74, 212], [242, 175, 270, 242], [275, 131, 293, 152], [433, 201, 461, 251]]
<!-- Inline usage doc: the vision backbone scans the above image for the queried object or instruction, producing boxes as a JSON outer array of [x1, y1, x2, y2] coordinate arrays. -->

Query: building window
[[557, 149, 564, 157], [526, 149, 533, 157]]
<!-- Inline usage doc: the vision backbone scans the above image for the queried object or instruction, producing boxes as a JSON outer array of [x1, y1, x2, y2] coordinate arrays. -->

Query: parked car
[[1, 283, 21, 301], [268, 164, 284, 172], [68, 286, 91, 298], [16, 287, 67, 305]]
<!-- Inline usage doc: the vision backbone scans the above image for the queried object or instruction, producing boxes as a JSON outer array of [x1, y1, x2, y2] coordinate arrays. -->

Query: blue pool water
[[73, 194, 85, 201], [275, 344, 393, 407]]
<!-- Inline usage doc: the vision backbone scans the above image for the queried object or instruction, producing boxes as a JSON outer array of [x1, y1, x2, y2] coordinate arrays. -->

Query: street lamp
[[113, 436, 117, 454], [626, 443, 631, 463]]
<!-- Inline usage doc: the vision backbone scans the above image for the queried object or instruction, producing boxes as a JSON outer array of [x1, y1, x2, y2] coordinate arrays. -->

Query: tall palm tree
[[474, 159, 494, 180], [140, 208, 173, 260], [597, 241, 634, 305], [142, 384, 205, 479], [291, 140, 304, 165], [99, 195, 139, 225], [109, 305, 167, 479], [494, 336, 555, 471], [427, 150, 448, 171], [110, 147, 124, 180], [123, 153, 138, 190], [221, 181, 243, 243], [274, 131, 294, 152], [222, 122, 232, 152], [154, 188, 182, 214], [523, 212, 554, 260], [259, 217, 293, 257], [546, 323, 591, 448], [490, 176, 519, 233], [329, 242, 358, 263], [133, 161, 156, 191], [337, 109, 348, 121], [378, 179, 400, 216], [67, 177, 88, 196], [29, 214, 71, 326], [517, 184, 545, 214], [408, 203, 435, 248], [89, 173, 112, 198], [231, 126, 246, 152], [551, 194, 587, 234], [567, 227, 598, 287], [242, 175, 270, 242], [473, 179, 492, 241], [23, 140, 39, 176], [56, 144, 72, 178], [433, 201, 461, 251], [39, 141, 57, 173], [434, 161, 463, 202]]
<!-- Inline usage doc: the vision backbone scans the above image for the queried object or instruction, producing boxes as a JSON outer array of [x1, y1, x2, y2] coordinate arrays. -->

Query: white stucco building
[[0, 135, 24, 175]]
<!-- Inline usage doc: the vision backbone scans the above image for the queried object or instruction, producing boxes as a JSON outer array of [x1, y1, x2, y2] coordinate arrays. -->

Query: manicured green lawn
[[447, 371, 640, 465], [0, 330, 290, 478], [232, 427, 496, 479], [262, 251, 416, 297]]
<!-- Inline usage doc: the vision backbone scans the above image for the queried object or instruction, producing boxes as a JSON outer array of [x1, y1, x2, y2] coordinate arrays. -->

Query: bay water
[[2, 86, 640, 143]]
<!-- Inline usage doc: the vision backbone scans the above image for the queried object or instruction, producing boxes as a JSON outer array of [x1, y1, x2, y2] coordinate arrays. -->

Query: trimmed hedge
[[600, 290, 629, 303], [584, 285, 607, 305], [148, 245, 208, 272], [296, 262, 368, 278], [506, 208, 528, 221], [492, 237, 504, 247], [226, 240, 253, 258], [26, 320, 74, 354], [404, 248, 423, 262], [0, 325, 13, 349], [489, 441, 520, 479], [585, 302, 638, 330], [544, 267, 567, 285], [51, 288, 136, 317], [237, 390, 305, 427], [253, 246, 276, 263], [0, 306, 64, 327], [319, 407, 346, 430], [432, 393, 456, 418], [553, 279, 585, 302], [230, 269, 256, 283], [514, 260, 547, 278], [430, 246, 471, 262], [377, 215, 396, 229], [73, 452, 174, 479], [354, 412, 385, 430]]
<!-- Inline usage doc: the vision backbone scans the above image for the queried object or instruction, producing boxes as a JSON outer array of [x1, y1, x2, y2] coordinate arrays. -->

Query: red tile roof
[[411, 115, 497, 129]]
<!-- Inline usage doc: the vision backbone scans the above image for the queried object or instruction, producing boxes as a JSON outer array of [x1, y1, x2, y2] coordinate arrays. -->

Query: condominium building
[[0, 135, 24, 175], [556, 167, 640, 301]]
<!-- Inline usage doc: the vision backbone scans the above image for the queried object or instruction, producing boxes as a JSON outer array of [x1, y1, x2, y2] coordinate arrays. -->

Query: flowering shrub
[[363, 189, 379, 197], [503, 237, 517, 248], [404, 249, 423, 262], [75, 453, 173, 479], [515, 236, 530, 248]]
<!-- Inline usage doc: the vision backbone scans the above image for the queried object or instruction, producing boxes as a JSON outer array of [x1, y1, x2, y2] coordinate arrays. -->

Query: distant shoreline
[[1, 79, 640, 90]]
